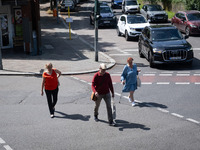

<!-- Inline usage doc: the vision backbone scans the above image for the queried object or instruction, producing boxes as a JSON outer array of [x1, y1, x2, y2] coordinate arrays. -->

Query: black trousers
[[45, 87, 59, 115]]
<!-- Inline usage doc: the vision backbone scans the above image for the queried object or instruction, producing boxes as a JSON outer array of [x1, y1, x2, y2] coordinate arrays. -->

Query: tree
[[185, 0, 200, 10]]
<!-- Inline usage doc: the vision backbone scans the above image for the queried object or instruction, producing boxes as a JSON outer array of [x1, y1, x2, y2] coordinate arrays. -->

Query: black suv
[[138, 25, 193, 68]]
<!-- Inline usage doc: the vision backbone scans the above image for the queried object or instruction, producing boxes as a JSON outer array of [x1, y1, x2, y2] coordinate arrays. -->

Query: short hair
[[127, 57, 133, 63], [45, 63, 53, 69]]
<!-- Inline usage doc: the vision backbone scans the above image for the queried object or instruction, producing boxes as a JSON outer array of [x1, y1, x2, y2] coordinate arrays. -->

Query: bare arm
[[55, 69, 61, 78], [41, 77, 46, 96]]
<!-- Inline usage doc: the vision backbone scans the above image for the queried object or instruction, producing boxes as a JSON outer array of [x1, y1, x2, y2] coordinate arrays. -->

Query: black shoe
[[94, 115, 99, 122], [109, 121, 116, 126]]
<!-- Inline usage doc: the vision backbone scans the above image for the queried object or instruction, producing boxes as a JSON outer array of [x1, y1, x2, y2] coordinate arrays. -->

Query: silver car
[[140, 4, 168, 23]]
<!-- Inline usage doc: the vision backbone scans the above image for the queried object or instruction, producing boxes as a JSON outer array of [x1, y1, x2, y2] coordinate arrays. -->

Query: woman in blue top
[[121, 57, 141, 106]]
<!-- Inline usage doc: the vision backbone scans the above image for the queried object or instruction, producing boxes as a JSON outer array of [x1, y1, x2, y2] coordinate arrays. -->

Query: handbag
[[137, 75, 141, 87], [91, 92, 97, 101], [91, 75, 106, 101]]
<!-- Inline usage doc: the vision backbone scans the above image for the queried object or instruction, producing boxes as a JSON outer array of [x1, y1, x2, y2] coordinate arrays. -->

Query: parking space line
[[0, 138, 5, 144], [186, 118, 200, 124], [156, 82, 170, 85], [171, 113, 184, 118], [175, 82, 190, 85]]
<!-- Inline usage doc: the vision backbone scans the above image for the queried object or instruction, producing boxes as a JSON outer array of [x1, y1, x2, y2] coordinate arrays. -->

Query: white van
[[122, 0, 140, 14]]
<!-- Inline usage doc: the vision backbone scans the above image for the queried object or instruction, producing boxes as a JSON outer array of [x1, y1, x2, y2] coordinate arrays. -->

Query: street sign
[[65, 0, 72, 7], [66, 18, 73, 23]]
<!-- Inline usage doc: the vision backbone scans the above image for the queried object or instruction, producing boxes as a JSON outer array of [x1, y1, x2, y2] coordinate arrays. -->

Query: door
[[0, 14, 11, 49]]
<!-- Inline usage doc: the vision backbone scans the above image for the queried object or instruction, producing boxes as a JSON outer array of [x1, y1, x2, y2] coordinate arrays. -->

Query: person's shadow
[[54, 111, 90, 121], [98, 119, 150, 131]]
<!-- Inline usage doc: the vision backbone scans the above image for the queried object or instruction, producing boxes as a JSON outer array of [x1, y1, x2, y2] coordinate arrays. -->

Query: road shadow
[[115, 119, 151, 131], [98, 119, 150, 131], [54, 111, 90, 121], [136, 102, 168, 109]]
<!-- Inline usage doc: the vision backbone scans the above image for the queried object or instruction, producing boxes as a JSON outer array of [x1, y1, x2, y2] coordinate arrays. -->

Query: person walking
[[121, 57, 141, 107], [91, 63, 115, 126], [41, 63, 61, 118]]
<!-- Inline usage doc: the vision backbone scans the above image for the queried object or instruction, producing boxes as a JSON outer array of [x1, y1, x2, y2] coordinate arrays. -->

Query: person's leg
[[52, 87, 59, 109], [94, 95, 102, 121], [104, 93, 113, 124], [130, 91, 135, 106], [45, 90, 54, 116]]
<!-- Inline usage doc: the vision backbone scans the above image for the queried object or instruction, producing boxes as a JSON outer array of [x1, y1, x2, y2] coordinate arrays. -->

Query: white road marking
[[142, 82, 152, 85], [80, 80, 87, 83], [176, 74, 190, 76], [0, 138, 5, 144], [194, 74, 200, 76], [175, 82, 190, 85], [157, 108, 169, 113], [109, 54, 132, 56], [159, 74, 172, 76], [161, 71, 174, 74], [177, 71, 190, 74], [194, 82, 200, 84], [111, 74, 121, 76], [193, 48, 200, 51], [186, 118, 200, 124], [171, 113, 184, 118], [4, 145, 13, 150], [156, 82, 170, 85], [143, 74, 155, 76]]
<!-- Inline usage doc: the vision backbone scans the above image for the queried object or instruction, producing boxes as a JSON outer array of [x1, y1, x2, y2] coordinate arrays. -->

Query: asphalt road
[[0, 0, 200, 149]]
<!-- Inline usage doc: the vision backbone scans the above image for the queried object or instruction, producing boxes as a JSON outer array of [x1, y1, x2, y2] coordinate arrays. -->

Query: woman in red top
[[41, 63, 61, 118]]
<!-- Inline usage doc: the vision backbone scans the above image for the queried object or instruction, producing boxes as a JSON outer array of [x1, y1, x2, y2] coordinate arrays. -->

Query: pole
[[68, 6, 71, 40], [0, 18, 3, 70], [94, 0, 98, 61], [56, 0, 59, 23]]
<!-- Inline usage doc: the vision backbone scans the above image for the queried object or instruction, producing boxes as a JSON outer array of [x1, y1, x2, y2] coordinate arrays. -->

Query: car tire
[[138, 42, 144, 58], [148, 52, 155, 68], [125, 31, 130, 41], [185, 27, 190, 36], [117, 27, 121, 36]]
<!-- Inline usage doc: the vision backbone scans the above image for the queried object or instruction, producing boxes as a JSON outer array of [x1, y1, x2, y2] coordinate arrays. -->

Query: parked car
[[90, 2, 117, 27], [138, 25, 193, 67], [117, 14, 150, 41], [171, 10, 200, 36], [60, 0, 76, 12], [122, 0, 140, 14], [140, 4, 168, 23], [111, 0, 123, 9]]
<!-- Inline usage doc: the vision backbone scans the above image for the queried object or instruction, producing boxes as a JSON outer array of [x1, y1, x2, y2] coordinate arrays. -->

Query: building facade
[[0, 0, 41, 55]]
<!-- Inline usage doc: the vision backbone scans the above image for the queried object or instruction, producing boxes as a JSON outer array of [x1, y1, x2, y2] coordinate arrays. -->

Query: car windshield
[[100, 7, 112, 13], [187, 13, 200, 21], [127, 16, 147, 24], [126, 1, 137, 6], [147, 5, 162, 11], [152, 29, 183, 41]]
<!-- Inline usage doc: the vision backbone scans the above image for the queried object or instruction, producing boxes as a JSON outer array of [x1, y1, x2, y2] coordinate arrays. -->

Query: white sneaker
[[129, 97, 132, 103], [132, 101, 135, 107]]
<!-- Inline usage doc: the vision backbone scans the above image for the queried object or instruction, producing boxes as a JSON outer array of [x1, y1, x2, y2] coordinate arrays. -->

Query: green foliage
[[185, 0, 200, 10], [166, 11, 175, 19]]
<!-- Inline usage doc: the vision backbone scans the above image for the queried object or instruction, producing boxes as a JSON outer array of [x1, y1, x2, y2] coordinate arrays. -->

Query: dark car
[[138, 25, 193, 68], [171, 10, 200, 36], [111, 0, 123, 9], [60, 0, 76, 12], [140, 4, 168, 23], [90, 2, 117, 27]]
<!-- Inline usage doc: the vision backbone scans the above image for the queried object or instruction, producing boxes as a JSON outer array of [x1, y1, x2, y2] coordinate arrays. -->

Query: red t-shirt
[[91, 72, 114, 95], [43, 69, 58, 90]]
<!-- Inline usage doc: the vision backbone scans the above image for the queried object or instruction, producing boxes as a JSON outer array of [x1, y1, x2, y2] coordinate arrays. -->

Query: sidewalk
[[0, 3, 115, 76]]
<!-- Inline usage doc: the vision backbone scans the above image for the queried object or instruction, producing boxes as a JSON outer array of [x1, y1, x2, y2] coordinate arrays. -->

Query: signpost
[[0, 18, 3, 70], [65, 0, 73, 40]]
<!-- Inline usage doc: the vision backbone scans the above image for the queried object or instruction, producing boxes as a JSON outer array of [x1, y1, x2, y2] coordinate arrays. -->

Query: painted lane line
[[157, 108, 169, 113], [171, 113, 184, 118], [145, 72, 156, 74], [175, 82, 190, 85], [80, 80, 87, 83], [194, 74, 200, 76], [71, 76, 79, 80], [161, 71, 174, 74], [109, 54, 132, 56], [3, 145, 13, 150], [186, 118, 200, 124], [156, 82, 170, 85], [0, 138, 6, 144], [142, 82, 152, 85], [176, 74, 190, 76], [111, 74, 121, 76], [114, 92, 121, 96], [143, 74, 155, 76], [159, 74, 172, 76], [177, 71, 190, 74], [193, 48, 200, 50], [88, 83, 92, 85], [194, 82, 200, 84]]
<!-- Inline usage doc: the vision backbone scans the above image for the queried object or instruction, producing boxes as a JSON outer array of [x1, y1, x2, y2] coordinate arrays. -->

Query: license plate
[[158, 17, 163, 19], [170, 57, 181, 60], [104, 21, 110, 23]]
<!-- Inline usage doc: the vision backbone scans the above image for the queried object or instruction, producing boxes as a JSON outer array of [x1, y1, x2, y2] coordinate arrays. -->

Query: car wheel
[[148, 52, 155, 68], [117, 27, 121, 36], [185, 27, 190, 36], [138, 41, 144, 58], [125, 31, 130, 41]]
